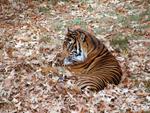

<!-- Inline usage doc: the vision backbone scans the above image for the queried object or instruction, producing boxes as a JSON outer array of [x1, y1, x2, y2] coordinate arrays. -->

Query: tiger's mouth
[[64, 49, 86, 65]]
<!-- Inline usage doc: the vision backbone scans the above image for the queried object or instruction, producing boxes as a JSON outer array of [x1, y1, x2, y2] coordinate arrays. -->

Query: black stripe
[[86, 32, 97, 50], [78, 42, 82, 54]]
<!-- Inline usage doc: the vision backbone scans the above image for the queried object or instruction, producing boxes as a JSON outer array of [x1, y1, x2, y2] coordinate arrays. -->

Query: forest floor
[[0, 0, 150, 113]]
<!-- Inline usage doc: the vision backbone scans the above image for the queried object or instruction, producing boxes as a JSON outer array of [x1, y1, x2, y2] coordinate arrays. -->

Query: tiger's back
[[62, 28, 122, 91]]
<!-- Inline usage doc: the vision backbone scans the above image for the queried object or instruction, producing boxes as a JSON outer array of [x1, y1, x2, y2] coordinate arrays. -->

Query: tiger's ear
[[67, 28, 74, 34], [80, 33, 86, 42]]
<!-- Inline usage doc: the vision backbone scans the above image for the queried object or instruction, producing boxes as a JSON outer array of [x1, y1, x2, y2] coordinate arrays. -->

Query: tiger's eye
[[66, 38, 72, 42], [71, 34, 76, 38]]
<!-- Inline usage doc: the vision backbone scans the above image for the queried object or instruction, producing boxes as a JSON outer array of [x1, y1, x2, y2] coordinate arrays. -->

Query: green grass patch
[[40, 36, 62, 45], [129, 14, 141, 21], [140, 24, 150, 29], [51, 19, 64, 31], [61, 0, 69, 2], [148, 46, 150, 51], [73, 18, 82, 25], [116, 14, 130, 27], [144, 80, 150, 92], [67, 18, 87, 29], [110, 34, 129, 51], [127, 33, 144, 40], [144, 110, 150, 113], [39, 7, 49, 13], [40, 36, 51, 43], [79, 0, 93, 3], [87, 5, 94, 12], [94, 27, 107, 35], [53, 22, 63, 31]]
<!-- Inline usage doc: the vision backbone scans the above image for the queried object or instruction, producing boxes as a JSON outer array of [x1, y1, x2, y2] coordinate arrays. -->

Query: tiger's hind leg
[[75, 75, 107, 92]]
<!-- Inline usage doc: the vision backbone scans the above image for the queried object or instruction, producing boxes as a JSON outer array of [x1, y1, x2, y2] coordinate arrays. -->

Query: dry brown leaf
[[0, 50, 3, 62], [0, 41, 4, 49], [80, 107, 88, 113], [136, 92, 150, 97], [41, 66, 59, 75], [121, 78, 132, 88], [6, 47, 16, 58], [3, 77, 13, 89], [115, 6, 127, 14]]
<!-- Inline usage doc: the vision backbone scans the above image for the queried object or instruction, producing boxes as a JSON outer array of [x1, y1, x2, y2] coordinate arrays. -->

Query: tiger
[[61, 28, 122, 92]]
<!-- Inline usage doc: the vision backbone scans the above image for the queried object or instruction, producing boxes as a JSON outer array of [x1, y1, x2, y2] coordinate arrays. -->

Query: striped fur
[[63, 28, 122, 91]]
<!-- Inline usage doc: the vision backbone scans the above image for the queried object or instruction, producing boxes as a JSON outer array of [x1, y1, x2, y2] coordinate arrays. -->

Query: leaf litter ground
[[0, 0, 150, 113]]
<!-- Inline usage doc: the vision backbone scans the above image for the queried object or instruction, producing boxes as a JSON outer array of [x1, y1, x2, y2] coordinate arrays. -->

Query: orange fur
[[62, 28, 122, 91]]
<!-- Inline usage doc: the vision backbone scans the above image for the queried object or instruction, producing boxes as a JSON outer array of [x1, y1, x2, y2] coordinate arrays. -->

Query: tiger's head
[[63, 28, 98, 66]]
